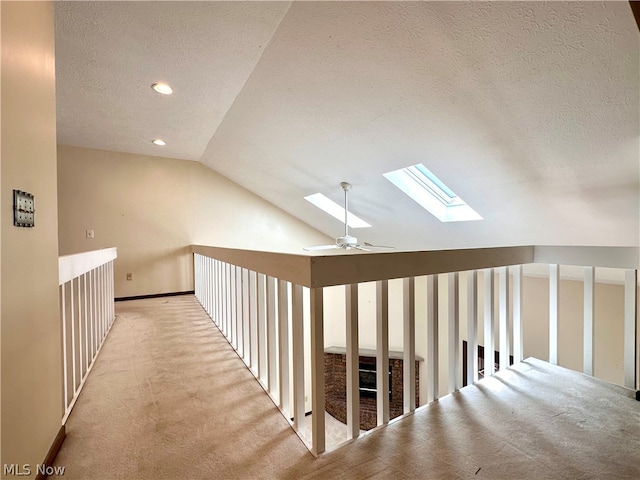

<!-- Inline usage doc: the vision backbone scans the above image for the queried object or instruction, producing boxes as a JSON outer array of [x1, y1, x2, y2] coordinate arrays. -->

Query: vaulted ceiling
[[54, 1, 639, 251]]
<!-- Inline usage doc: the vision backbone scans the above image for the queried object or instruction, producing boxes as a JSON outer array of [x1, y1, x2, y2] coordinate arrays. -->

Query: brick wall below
[[324, 351, 420, 431]]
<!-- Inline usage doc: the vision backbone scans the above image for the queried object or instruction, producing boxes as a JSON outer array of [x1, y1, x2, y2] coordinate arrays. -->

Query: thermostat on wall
[[13, 190, 35, 227]]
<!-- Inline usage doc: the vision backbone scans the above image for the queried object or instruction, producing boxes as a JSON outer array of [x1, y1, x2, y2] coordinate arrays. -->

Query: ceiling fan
[[304, 182, 395, 252]]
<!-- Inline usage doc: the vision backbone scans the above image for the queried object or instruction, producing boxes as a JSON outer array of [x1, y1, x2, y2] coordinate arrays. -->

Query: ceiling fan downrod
[[341, 181, 351, 238]]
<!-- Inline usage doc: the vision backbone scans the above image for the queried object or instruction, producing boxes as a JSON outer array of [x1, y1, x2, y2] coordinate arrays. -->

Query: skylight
[[383, 163, 482, 222], [304, 193, 371, 228]]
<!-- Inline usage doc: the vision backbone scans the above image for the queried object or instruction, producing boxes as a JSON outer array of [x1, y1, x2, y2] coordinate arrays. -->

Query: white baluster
[[512, 266, 523, 363], [376, 280, 389, 425], [403, 277, 416, 413], [426, 275, 438, 402], [623, 269, 637, 389], [448, 272, 460, 393], [498, 267, 510, 371], [278, 279, 290, 415], [549, 264, 559, 365], [346, 283, 360, 439], [467, 271, 478, 385], [484, 269, 494, 376], [292, 284, 305, 431]]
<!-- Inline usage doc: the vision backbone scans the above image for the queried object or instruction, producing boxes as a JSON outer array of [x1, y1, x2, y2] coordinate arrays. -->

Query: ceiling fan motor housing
[[337, 235, 357, 247]]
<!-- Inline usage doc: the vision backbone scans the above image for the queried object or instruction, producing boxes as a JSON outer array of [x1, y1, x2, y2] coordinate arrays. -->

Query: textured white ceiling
[[55, 1, 291, 160], [55, 1, 639, 251]]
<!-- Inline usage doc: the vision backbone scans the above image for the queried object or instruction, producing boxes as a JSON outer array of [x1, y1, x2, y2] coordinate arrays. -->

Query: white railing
[[192, 244, 638, 456], [59, 247, 117, 423]]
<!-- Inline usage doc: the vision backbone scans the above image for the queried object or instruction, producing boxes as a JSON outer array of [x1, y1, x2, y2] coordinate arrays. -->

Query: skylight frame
[[383, 163, 482, 222], [304, 193, 371, 228]]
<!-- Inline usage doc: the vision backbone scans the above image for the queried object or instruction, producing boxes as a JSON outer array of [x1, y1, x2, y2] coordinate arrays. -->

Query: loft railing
[[59, 247, 117, 423], [192, 244, 638, 456]]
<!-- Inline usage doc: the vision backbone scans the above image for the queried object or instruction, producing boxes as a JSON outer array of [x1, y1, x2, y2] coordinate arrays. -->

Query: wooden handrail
[[191, 245, 312, 286], [192, 244, 639, 288], [308, 246, 534, 288]]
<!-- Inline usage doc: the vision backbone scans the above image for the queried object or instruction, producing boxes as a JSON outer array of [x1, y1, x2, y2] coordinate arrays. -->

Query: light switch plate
[[13, 190, 35, 227]]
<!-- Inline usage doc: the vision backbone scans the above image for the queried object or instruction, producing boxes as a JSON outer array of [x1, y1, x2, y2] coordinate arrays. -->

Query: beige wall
[[1, 2, 63, 477], [57, 145, 331, 298], [520, 276, 627, 385]]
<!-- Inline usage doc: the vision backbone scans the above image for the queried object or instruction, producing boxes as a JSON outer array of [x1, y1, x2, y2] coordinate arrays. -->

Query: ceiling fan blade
[[304, 183, 396, 253], [303, 244, 341, 251], [363, 242, 395, 250]]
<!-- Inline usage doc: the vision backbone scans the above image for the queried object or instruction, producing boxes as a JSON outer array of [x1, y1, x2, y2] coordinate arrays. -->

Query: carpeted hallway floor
[[54, 295, 640, 479], [54, 295, 315, 479]]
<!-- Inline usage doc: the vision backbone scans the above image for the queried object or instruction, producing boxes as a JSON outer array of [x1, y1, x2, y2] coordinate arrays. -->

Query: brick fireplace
[[324, 347, 422, 430]]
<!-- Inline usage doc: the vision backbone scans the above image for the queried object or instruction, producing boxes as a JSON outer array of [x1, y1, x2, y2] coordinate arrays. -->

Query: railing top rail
[[193, 244, 639, 288], [192, 245, 313, 286], [59, 247, 118, 285], [193, 245, 635, 287], [308, 246, 534, 287], [533, 246, 638, 269]]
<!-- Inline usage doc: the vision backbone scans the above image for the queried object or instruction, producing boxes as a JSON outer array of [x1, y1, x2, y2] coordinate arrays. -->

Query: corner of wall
[[1, 1, 63, 475]]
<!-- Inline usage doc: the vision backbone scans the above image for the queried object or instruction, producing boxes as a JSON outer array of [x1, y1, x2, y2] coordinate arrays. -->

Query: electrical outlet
[[126, 273, 132, 281], [86, 229, 95, 239]]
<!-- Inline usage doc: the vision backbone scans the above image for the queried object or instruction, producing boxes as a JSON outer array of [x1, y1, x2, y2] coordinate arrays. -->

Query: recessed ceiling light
[[152, 139, 166, 146], [151, 83, 173, 95]]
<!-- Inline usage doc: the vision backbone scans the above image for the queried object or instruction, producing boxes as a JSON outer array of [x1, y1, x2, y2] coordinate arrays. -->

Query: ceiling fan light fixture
[[151, 82, 173, 95]]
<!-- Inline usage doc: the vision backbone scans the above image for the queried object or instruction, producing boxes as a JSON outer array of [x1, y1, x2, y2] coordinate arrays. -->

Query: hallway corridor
[[53, 295, 314, 479], [54, 295, 639, 479]]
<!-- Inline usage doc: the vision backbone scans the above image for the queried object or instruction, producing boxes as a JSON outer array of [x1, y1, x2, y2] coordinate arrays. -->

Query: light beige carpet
[[54, 295, 640, 479], [54, 295, 314, 479]]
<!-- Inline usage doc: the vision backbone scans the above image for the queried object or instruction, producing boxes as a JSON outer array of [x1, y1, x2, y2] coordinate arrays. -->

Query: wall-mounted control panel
[[13, 190, 35, 227]]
